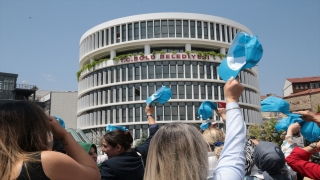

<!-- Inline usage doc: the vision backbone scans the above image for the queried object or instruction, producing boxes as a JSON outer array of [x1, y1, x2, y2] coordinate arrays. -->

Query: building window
[[140, 21, 146, 39], [186, 82, 192, 99], [199, 62, 204, 78], [200, 83, 206, 99], [106, 29, 109, 45], [164, 106, 171, 120], [187, 102, 193, 120], [178, 61, 184, 78], [155, 62, 162, 78], [141, 63, 147, 79], [163, 61, 169, 78], [147, 21, 153, 38], [192, 62, 198, 78], [122, 65, 127, 81], [142, 83, 147, 99], [203, 22, 208, 39], [179, 82, 185, 99], [170, 61, 176, 78], [161, 20, 168, 38], [207, 83, 212, 99], [210, 23, 214, 40], [216, 23, 220, 41], [154, 20, 160, 38], [134, 22, 139, 40], [221, 25, 225, 42], [111, 27, 114, 44], [128, 23, 133, 41], [116, 66, 121, 82], [169, 20, 175, 37], [179, 103, 186, 120], [129, 84, 133, 101], [185, 61, 191, 78], [190, 21, 195, 38], [101, 30, 104, 47], [197, 21, 202, 39], [122, 85, 126, 102], [183, 20, 189, 38], [172, 103, 178, 120], [116, 26, 120, 43], [295, 85, 299, 89], [305, 84, 308, 89], [231, 27, 234, 40], [122, 24, 126, 42], [171, 82, 177, 99], [156, 105, 163, 121], [176, 20, 182, 37], [129, 105, 133, 122], [300, 84, 303, 89], [193, 83, 199, 99], [148, 62, 154, 79], [135, 63, 140, 80], [226, 26, 230, 43], [148, 82, 155, 97], [220, 84, 225, 100], [128, 64, 133, 81], [206, 62, 212, 79]]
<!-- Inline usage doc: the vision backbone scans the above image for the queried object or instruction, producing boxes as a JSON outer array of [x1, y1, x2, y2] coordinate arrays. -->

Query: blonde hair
[[0, 101, 51, 180], [202, 128, 225, 159], [144, 123, 208, 180]]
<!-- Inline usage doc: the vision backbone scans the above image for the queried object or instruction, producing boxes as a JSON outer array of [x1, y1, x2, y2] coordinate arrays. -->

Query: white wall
[[283, 80, 293, 97]]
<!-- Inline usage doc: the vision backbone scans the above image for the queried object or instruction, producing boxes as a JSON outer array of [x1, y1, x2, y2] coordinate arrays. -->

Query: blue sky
[[0, 0, 319, 96]]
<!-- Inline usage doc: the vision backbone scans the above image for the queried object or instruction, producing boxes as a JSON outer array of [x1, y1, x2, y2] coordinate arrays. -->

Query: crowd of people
[[1, 76, 320, 180]]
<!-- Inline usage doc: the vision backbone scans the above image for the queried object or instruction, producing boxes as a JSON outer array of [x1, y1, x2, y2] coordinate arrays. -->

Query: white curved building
[[77, 13, 262, 143]]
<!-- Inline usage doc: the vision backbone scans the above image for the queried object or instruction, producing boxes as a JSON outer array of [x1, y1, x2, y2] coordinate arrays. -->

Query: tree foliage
[[247, 118, 283, 146], [135, 133, 148, 147]]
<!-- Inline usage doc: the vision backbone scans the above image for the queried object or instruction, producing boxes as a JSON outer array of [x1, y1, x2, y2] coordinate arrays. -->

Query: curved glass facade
[[77, 13, 261, 144]]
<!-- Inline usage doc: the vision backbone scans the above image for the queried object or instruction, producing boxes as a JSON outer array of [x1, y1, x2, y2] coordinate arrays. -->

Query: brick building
[[284, 88, 320, 113], [283, 76, 320, 97]]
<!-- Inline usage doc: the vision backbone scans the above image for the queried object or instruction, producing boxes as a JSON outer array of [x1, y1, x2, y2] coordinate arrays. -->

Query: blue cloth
[[261, 96, 294, 115], [218, 32, 263, 82], [52, 116, 65, 129], [211, 102, 246, 180], [198, 101, 218, 120], [275, 115, 320, 142], [106, 125, 128, 133], [145, 86, 172, 105], [200, 121, 211, 131], [214, 142, 224, 147]]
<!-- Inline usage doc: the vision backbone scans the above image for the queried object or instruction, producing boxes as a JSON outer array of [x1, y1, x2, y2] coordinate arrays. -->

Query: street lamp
[[272, 129, 279, 138]]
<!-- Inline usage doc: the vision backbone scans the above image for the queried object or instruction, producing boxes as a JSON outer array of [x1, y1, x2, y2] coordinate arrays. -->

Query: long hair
[[202, 127, 225, 159], [0, 101, 51, 180], [144, 123, 208, 180]]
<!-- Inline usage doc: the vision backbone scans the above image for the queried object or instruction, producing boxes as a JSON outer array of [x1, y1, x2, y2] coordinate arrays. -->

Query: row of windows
[[77, 102, 261, 129], [77, 81, 260, 112], [295, 84, 309, 90], [80, 19, 243, 58], [79, 61, 259, 93]]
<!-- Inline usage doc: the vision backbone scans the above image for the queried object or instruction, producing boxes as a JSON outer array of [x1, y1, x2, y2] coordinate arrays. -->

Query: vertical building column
[[144, 44, 150, 55], [220, 48, 226, 55], [185, 43, 191, 51], [110, 50, 116, 59]]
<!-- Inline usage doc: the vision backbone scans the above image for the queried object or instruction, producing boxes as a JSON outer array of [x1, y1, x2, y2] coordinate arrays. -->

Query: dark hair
[[103, 130, 133, 150]]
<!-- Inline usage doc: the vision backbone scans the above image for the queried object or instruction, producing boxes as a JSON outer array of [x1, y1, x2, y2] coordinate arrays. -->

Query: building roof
[[284, 88, 320, 98], [286, 76, 320, 83], [260, 94, 282, 100]]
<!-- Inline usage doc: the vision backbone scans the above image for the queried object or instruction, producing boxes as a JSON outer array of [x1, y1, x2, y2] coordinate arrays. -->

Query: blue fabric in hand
[[198, 101, 217, 120], [146, 86, 172, 105], [52, 116, 65, 129], [106, 125, 128, 133]]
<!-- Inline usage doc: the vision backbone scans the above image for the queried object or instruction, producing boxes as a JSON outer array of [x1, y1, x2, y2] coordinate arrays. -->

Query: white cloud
[[42, 74, 55, 82]]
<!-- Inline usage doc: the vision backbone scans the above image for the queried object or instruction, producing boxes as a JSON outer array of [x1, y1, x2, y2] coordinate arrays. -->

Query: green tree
[[247, 118, 283, 146], [135, 133, 148, 147]]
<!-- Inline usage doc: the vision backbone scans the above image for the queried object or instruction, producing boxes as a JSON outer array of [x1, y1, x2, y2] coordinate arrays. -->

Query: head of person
[[202, 127, 225, 159], [102, 130, 133, 158], [254, 141, 290, 180], [0, 100, 52, 179], [79, 142, 98, 162], [144, 123, 208, 180]]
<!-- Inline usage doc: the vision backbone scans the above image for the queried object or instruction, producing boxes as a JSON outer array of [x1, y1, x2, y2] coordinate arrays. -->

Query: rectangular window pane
[[142, 83, 147, 99], [169, 20, 175, 37], [176, 20, 182, 37], [221, 25, 225, 42], [122, 25, 126, 42], [192, 62, 198, 78], [147, 21, 153, 38], [216, 23, 220, 41], [220, 84, 225, 100], [185, 61, 191, 78], [141, 63, 147, 79], [128, 64, 133, 81], [183, 20, 189, 38], [227, 26, 230, 43], [201, 83, 206, 99], [206, 63, 211, 79], [148, 82, 155, 97], [135, 64, 140, 80], [186, 82, 192, 99], [111, 27, 114, 44], [101, 30, 104, 47], [129, 84, 133, 101], [193, 83, 199, 99], [122, 85, 126, 102], [122, 65, 126, 81], [171, 82, 177, 99], [231, 27, 234, 40], [110, 67, 114, 83], [178, 62, 183, 78], [214, 83, 219, 100], [116, 26, 120, 43], [179, 83, 185, 99], [190, 21, 195, 38], [106, 29, 109, 45], [148, 62, 154, 79], [179, 104, 186, 120], [129, 105, 133, 122], [116, 66, 121, 82], [155, 62, 162, 78], [164, 106, 171, 120], [161, 20, 168, 38], [141, 21, 146, 39], [163, 61, 169, 78], [172, 104, 178, 120], [187, 102, 193, 120], [154, 20, 160, 38], [134, 22, 139, 40], [199, 62, 204, 78], [197, 21, 202, 39], [204, 22, 208, 39], [210, 23, 214, 40], [170, 63, 176, 78], [134, 84, 140, 101], [116, 87, 120, 102], [207, 83, 212, 99], [156, 105, 163, 121], [110, 107, 113, 123], [213, 65, 217, 79], [128, 24, 132, 41]]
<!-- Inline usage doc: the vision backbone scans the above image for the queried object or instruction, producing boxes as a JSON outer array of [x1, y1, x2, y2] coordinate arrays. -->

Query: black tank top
[[17, 152, 50, 180]]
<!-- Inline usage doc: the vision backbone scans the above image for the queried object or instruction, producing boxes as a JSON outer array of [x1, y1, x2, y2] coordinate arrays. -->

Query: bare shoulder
[[41, 151, 100, 180]]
